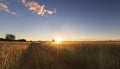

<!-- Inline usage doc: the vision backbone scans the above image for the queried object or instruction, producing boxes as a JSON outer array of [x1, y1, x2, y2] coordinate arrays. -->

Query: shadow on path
[[19, 42, 70, 69]]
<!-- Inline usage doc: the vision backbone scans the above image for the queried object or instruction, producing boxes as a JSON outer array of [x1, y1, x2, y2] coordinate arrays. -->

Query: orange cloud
[[21, 0, 56, 16], [0, 3, 16, 15], [0, 0, 56, 16]]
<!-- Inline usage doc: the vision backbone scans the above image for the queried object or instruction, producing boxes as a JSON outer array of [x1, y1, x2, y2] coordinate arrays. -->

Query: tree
[[5, 34, 15, 40]]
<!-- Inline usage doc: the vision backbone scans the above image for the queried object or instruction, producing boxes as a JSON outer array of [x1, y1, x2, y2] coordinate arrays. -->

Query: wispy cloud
[[21, 0, 26, 4], [0, 3, 16, 15], [21, 0, 56, 16]]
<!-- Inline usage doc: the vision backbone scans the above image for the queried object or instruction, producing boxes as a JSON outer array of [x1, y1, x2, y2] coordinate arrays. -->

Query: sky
[[0, 0, 120, 41]]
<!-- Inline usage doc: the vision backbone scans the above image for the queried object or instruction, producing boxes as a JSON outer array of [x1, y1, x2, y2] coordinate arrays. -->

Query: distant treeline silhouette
[[0, 34, 26, 42]]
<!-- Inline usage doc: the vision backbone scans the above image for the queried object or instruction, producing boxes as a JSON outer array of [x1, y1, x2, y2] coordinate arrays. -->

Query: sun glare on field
[[55, 37, 62, 44]]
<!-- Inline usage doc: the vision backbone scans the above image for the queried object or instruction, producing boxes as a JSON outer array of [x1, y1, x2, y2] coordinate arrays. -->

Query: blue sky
[[0, 0, 120, 41]]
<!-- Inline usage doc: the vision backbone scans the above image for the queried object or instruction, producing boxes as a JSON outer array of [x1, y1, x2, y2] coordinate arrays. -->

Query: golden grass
[[0, 42, 30, 69], [0, 41, 120, 69]]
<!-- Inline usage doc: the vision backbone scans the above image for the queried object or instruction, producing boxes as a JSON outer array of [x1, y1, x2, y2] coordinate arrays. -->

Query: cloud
[[21, 0, 56, 16], [21, 0, 26, 4], [46, 9, 56, 15], [0, 3, 16, 15], [0, 0, 56, 16]]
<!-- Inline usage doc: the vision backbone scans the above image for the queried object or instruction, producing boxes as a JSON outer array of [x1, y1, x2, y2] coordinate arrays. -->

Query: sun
[[55, 37, 62, 44]]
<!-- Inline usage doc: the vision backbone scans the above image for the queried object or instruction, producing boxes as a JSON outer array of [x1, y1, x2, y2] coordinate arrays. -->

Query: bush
[[0, 38, 5, 41], [17, 39, 26, 42], [52, 39, 55, 42]]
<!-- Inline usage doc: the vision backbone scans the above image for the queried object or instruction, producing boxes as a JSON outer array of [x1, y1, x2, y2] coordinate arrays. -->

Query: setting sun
[[55, 37, 62, 44]]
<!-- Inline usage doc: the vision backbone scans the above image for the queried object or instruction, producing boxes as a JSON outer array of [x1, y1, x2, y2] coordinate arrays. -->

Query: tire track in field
[[20, 42, 70, 69], [20, 43, 36, 69]]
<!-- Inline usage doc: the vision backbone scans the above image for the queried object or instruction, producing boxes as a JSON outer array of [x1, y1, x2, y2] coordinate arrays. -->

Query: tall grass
[[0, 42, 30, 69], [0, 41, 120, 69]]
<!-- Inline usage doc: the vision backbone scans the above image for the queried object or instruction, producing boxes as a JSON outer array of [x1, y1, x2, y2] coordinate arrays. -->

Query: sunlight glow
[[55, 37, 62, 44]]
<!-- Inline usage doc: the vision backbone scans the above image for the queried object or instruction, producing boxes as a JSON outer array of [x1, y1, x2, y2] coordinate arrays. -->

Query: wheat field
[[0, 41, 120, 69]]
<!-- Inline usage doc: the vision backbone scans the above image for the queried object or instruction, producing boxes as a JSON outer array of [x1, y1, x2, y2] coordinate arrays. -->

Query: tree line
[[0, 34, 26, 42]]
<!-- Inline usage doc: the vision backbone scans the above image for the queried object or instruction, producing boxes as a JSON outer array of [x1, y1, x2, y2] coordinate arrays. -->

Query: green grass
[[0, 41, 120, 69]]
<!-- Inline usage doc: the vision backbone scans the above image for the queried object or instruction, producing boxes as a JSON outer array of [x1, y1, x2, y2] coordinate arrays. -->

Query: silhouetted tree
[[5, 34, 15, 40]]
